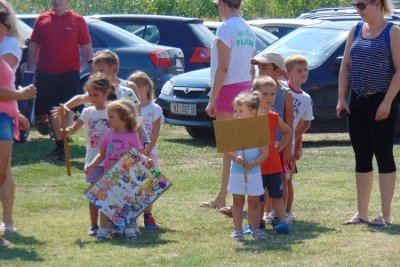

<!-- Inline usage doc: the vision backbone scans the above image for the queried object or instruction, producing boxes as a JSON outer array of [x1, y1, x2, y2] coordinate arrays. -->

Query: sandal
[[0, 236, 13, 247], [219, 206, 233, 218], [199, 199, 224, 209], [343, 216, 369, 225], [369, 216, 392, 227]]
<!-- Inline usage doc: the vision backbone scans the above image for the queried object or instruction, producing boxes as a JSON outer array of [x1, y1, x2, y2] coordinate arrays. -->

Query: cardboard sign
[[214, 115, 269, 153], [84, 147, 171, 228]]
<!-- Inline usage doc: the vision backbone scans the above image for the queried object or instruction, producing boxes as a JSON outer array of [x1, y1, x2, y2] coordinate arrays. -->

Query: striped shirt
[[349, 22, 394, 96]]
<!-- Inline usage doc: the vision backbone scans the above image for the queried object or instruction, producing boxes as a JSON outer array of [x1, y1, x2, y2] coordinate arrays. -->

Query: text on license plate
[[170, 102, 196, 116]]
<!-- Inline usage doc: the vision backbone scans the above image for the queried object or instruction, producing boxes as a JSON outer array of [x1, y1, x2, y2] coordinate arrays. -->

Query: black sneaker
[[47, 148, 59, 157], [58, 148, 65, 161], [259, 219, 266, 230]]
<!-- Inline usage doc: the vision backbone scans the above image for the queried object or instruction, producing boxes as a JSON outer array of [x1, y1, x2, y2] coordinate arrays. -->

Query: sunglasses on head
[[352, 1, 372, 11]]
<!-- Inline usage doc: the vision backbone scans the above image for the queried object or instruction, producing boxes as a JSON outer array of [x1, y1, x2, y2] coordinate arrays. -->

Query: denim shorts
[[0, 112, 14, 141]]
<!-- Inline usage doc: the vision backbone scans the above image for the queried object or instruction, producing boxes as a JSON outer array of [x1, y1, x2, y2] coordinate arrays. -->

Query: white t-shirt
[[141, 102, 163, 155], [0, 35, 22, 73], [115, 83, 140, 106], [78, 106, 109, 166], [209, 16, 255, 87]]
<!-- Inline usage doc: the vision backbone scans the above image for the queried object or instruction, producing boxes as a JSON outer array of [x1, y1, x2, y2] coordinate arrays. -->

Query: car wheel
[[185, 126, 215, 139]]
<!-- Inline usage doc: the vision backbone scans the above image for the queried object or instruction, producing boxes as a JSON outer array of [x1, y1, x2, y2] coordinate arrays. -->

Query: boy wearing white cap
[[250, 52, 294, 225]]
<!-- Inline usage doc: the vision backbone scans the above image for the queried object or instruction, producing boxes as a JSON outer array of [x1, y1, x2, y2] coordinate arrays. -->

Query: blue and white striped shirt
[[349, 22, 394, 96]]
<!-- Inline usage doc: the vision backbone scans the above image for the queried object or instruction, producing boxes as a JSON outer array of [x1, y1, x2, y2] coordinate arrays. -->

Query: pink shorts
[[214, 81, 252, 114]]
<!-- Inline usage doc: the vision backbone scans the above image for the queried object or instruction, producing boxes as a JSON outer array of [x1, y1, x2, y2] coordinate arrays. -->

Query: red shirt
[[261, 110, 283, 175], [31, 9, 91, 74]]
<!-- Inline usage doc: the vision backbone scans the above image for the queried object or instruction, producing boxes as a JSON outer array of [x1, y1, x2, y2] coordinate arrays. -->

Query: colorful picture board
[[84, 147, 171, 228]]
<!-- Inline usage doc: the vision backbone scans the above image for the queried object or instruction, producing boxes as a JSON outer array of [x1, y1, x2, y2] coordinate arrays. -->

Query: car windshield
[[88, 19, 149, 46], [259, 26, 349, 68]]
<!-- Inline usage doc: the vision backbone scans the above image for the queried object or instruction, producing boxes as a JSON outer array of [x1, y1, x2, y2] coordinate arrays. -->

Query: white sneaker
[[0, 223, 17, 233], [96, 228, 108, 241], [286, 212, 295, 223], [124, 227, 138, 239], [264, 210, 276, 225]]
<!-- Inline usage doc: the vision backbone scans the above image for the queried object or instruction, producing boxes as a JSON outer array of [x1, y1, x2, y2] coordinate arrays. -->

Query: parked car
[[158, 25, 277, 138], [159, 20, 400, 138], [246, 18, 322, 38], [17, 14, 185, 95], [203, 21, 278, 54], [298, 7, 400, 21], [88, 14, 215, 72]]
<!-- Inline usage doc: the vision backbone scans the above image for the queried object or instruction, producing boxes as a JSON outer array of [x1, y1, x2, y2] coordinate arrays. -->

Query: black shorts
[[35, 70, 80, 115], [261, 172, 283, 198]]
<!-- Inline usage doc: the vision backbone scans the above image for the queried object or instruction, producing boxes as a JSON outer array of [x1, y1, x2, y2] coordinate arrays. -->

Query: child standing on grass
[[250, 52, 294, 225], [61, 73, 113, 237], [85, 99, 146, 241], [128, 71, 163, 230], [252, 76, 292, 234], [284, 55, 314, 221], [227, 92, 269, 240]]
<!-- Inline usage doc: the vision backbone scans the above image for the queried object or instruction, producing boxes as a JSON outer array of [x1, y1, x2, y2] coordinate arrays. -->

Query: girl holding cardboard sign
[[226, 92, 268, 240]]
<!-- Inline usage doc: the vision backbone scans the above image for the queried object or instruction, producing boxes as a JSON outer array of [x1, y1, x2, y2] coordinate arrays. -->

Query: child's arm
[[85, 148, 106, 174], [60, 119, 84, 138], [294, 119, 311, 141], [226, 152, 244, 165], [276, 117, 293, 153], [283, 92, 294, 163], [51, 93, 90, 118], [144, 118, 161, 156], [293, 136, 303, 161], [243, 146, 269, 170]]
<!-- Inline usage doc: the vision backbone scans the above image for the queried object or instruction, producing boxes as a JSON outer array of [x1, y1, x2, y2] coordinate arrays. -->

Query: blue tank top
[[231, 147, 261, 174], [349, 22, 394, 96], [272, 83, 289, 141]]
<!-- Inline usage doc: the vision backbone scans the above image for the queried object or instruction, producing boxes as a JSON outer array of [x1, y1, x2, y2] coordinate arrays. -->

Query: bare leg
[[49, 112, 62, 141], [200, 111, 232, 209], [89, 202, 98, 227], [232, 194, 245, 231], [355, 171, 373, 220], [1, 167, 15, 227], [379, 172, 396, 221], [0, 141, 12, 228], [286, 179, 294, 213], [272, 197, 286, 222], [282, 173, 288, 209], [247, 196, 260, 231], [99, 212, 109, 229]]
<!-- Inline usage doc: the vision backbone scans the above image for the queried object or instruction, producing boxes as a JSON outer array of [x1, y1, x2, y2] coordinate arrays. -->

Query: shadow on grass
[[164, 137, 216, 148], [13, 137, 85, 169], [74, 227, 177, 248], [0, 233, 45, 262], [365, 223, 400, 235], [235, 220, 335, 252]]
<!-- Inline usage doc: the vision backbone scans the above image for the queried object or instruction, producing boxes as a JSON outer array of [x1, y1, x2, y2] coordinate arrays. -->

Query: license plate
[[170, 102, 196, 116]]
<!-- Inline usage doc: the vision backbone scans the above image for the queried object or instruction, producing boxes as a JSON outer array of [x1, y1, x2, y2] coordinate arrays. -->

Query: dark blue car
[[159, 20, 399, 138], [88, 14, 215, 72]]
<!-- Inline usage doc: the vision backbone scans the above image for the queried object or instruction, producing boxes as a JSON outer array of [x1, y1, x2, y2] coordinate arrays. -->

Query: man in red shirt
[[27, 0, 93, 160]]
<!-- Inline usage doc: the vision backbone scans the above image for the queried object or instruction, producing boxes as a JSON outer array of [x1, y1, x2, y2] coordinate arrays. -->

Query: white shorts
[[228, 172, 264, 196]]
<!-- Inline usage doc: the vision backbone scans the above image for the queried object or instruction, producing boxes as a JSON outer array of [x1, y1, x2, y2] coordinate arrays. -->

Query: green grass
[[1, 126, 400, 266]]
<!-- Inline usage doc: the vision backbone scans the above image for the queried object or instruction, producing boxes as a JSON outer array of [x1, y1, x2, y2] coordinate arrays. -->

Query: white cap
[[251, 52, 285, 71]]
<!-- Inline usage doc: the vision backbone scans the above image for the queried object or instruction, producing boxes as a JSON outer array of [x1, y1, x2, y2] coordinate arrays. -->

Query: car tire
[[185, 126, 215, 139]]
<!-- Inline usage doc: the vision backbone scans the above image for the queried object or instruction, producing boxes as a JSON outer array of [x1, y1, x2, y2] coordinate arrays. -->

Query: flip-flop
[[200, 199, 224, 209], [219, 206, 233, 218], [343, 216, 369, 225], [0, 237, 13, 248], [368, 216, 392, 227]]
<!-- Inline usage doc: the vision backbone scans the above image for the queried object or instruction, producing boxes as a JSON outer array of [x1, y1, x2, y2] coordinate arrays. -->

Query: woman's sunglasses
[[352, 2, 371, 11]]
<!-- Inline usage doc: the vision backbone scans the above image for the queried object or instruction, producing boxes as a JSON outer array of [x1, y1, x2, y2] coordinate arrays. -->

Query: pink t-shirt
[[0, 57, 19, 139], [101, 130, 142, 171]]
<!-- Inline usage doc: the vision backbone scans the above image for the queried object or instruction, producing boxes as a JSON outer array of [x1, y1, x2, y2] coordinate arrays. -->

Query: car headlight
[[161, 80, 173, 95]]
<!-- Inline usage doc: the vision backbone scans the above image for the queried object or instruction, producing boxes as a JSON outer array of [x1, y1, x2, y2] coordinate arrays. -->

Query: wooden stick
[[59, 104, 71, 176]]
